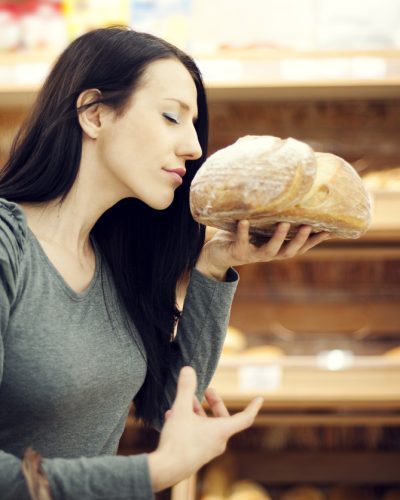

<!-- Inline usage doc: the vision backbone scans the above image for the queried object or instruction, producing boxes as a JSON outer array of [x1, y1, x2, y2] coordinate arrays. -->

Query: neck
[[19, 149, 128, 258]]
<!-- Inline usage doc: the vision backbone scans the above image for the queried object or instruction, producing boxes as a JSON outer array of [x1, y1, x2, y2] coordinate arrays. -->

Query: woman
[[0, 27, 329, 499]]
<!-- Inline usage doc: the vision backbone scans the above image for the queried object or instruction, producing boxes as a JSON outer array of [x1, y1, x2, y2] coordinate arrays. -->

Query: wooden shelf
[[194, 48, 400, 60], [205, 79, 400, 101], [174, 450, 400, 499], [2, 49, 400, 106], [0, 88, 39, 108], [210, 356, 400, 409], [230, 299, 400, 335], [198, 48, 400, 101], [2, 79, 399, 107], [225, 450, 400, 484]]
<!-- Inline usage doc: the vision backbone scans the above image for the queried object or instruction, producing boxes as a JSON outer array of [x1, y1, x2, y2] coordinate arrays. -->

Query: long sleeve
[[0, 451, 152, 500], [0, 198, 155, 500], [153, 267, 239, 429]]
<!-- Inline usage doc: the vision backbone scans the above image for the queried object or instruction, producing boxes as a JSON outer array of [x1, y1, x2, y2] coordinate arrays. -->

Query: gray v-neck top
[[0, 198, 238, 500]]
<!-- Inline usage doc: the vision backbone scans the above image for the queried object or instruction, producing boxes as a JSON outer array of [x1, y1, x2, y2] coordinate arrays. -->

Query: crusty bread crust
[[190, 136, 372, 240]]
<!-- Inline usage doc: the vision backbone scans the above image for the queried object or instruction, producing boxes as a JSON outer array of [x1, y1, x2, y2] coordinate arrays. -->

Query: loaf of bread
[[190, 136, 372, 241]]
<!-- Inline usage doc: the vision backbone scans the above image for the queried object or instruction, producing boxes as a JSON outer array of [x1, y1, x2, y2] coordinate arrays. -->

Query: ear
[[76, 89, 106, 139]]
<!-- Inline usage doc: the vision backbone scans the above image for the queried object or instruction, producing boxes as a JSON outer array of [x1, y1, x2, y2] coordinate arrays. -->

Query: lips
[[164, 168, 186, 178], [163, 168, 186, 185]]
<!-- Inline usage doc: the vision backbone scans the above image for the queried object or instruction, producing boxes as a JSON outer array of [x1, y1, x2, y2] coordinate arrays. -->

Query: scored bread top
[[190, 135, 372, 240], [190, 135, 317, 216]]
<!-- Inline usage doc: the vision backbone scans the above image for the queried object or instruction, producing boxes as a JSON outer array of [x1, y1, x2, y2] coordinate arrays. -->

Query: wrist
[[148, 450, 168, 492], [195, 250, 228, 282], [148, 450, 184, 492], [195, 262, 227, 281]]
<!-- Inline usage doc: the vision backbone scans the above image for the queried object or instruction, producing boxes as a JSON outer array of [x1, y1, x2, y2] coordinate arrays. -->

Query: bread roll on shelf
[[362, 167, 400, 192], [280, 485, 326, 500], [199, 455, 236, 500], [241, 345, 285, 359], [222, 325, 248, 357], [383, 346, 400, 358], [190, 135, 371, 241], [227, 480, 272, 500]]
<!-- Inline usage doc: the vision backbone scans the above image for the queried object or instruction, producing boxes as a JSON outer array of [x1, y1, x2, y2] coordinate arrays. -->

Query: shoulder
[[0, 197, 27, 268]]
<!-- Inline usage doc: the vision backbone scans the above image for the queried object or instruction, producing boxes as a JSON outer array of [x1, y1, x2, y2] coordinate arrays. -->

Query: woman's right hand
[[148, 366, 263, 492]]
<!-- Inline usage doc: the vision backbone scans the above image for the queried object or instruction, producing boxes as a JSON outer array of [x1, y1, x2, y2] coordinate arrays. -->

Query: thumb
[[172, 366, 197, 413], [224, 397, 263, 436]]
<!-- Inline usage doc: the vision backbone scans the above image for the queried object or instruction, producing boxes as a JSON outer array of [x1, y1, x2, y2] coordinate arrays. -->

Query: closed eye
[[163, 113, 180, 124]]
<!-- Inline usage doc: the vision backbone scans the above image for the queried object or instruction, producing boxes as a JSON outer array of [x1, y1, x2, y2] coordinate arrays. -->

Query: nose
[[178, 124, 203, 161]]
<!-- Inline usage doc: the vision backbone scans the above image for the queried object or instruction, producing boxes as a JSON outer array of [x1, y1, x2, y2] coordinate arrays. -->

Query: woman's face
[[97, 58, 202, 210]]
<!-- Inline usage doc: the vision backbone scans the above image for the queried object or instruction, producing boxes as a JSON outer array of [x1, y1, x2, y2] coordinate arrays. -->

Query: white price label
[[239, 364, 282, 392]]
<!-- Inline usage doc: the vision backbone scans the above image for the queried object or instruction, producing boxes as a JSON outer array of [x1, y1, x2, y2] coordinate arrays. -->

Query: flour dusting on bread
[[190, 135, 372, 239]]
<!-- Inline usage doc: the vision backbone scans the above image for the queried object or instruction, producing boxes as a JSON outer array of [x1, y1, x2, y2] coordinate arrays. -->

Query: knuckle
[[261, 249, 275, 259]]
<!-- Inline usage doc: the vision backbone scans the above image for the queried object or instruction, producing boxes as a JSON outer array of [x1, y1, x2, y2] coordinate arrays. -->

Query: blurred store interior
[[1, 1, 400, 499]]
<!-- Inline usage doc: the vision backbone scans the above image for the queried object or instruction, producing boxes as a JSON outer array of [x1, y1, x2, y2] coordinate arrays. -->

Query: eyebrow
[[163, 98, 198, 122]]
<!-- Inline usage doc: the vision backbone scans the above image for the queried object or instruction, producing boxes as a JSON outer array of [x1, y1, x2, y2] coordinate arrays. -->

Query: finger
[[171, 366, 197, 413], [277, 225, 312, 258], [298, 231, 331, 254], [193, 396, 207, 416], [237, 220, 250, 246], [257, 222, 290, 257], [204, 388, 230, 417], [223, 396, 264, 436]]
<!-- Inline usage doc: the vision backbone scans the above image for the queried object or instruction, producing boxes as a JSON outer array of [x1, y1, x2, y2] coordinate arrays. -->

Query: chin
[[148, 194, 175, 211]]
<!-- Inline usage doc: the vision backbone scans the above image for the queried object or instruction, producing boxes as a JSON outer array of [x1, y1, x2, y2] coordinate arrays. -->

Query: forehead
[[135, 58, 198, 112]]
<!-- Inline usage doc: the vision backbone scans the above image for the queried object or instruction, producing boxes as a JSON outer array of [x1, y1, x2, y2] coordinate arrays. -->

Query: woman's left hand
[[195, 220, 331, 281]]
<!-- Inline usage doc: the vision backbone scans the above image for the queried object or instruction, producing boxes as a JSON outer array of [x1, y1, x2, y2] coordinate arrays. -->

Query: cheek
[[98, 117, 168, 184], [99, 131, 138, 172]]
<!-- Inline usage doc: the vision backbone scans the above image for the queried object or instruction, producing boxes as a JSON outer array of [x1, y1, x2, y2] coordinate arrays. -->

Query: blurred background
[[2, 1, 400, 499], [1, 0, 400, 53]]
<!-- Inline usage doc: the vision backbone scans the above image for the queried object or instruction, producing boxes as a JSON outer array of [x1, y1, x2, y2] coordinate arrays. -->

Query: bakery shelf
[[217, 450, 400, 484], [230, 300, 400, 336], [205, 79, 400, 101], [3, 78, 400, 107], [2, 49, 400, 106], [0, 87, 39, 108], [197, 48, 400, 101], [210, 356, 400, 410]]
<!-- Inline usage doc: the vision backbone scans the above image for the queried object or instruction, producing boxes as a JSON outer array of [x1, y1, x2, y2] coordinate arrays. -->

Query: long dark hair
[[0, 27, 208, 425]]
